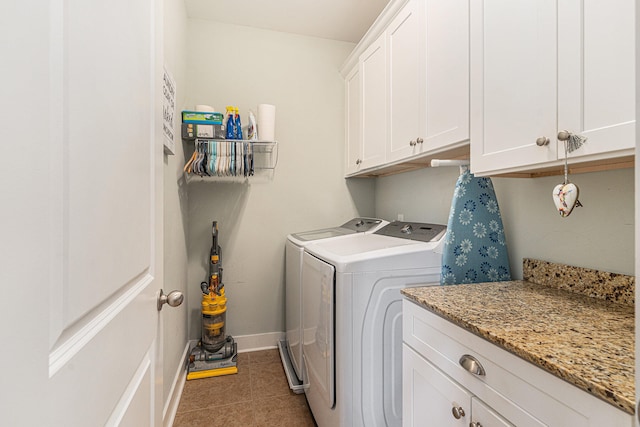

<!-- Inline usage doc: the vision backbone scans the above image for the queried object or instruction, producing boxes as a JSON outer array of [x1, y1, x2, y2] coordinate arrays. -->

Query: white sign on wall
[[162, 66, 176, 155]]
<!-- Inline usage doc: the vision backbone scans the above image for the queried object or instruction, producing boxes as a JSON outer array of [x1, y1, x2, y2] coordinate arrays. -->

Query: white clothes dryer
[[279, 218, 388, 392], [301, 221, 446, 427]]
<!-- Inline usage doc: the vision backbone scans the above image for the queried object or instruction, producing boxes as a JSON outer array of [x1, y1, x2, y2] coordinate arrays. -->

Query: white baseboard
[[162, 342, 190, 427], [234, 331, 285, 353]]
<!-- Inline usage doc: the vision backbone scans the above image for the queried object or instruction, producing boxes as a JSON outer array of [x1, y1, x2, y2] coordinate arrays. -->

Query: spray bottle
[[225, 106, 235, 140], [234, 108, 243, 140]]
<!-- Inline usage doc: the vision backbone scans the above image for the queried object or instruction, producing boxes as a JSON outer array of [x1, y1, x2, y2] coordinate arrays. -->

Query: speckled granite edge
[[523, 258, 635, 306], [402, 282, 635, 415]]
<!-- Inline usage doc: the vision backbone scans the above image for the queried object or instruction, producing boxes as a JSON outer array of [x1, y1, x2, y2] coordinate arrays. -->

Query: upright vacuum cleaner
[[187, 221, 238, 380]]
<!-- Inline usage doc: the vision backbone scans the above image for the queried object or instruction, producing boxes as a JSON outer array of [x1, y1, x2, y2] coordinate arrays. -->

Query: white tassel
[[566, 133, 587, 153]]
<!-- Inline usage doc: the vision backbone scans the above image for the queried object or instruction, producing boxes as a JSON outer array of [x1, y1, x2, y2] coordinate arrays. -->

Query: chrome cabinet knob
[[157, 289, 184, 311], [536, 136, 550, 146], [452, 406, 466, 419], [557, 130, 571, 141], [416, 137, 424, 144], [557, 130, 587, 151], [409, 140, 417, 146], [459, 354, 486, 376], [470, 422, 483, 427], [356, 159, 362, 165]]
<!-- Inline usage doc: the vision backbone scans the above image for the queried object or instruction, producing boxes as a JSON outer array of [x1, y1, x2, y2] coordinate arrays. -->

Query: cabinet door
[[471, 397, 513, 427], [558, 0, 635, 159], [470, 0, 558, 175], [345, 65, 362, 175], [387, 0, 469, 164], [403, 344, 470, 427], [423, 0, 469, 151], [387, 0, 424, 162], [359, 33, 387, 169]]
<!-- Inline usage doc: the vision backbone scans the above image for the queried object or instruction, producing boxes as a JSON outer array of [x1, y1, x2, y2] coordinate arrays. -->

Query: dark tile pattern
[[174, 349, 316, 427]]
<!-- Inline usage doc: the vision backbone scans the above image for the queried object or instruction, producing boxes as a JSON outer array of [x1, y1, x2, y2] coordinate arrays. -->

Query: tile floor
[[173, 349, 316, 427]]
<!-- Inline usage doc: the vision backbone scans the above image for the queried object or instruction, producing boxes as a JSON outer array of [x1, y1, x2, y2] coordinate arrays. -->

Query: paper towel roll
[[257, 104, 276, 141], [195, 104, 215, 112]]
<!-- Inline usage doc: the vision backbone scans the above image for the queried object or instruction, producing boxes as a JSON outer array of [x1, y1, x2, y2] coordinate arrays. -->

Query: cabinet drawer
[[404, 344, 542, 427], [402, 299, 632, 426]]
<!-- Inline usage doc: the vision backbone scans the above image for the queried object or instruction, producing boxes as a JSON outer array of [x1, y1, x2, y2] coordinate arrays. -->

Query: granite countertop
[[402, 279, 635, 414]]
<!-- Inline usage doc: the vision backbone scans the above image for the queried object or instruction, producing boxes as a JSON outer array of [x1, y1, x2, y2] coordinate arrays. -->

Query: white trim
[[339, 0, 410, 76], [182, 331, 284, 355], [162, 342, 190, 427], [235, 332, 285, 353]]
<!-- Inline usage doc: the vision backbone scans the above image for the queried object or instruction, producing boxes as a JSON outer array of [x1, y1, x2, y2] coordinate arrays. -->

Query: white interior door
[[0, 0, 164, 425]]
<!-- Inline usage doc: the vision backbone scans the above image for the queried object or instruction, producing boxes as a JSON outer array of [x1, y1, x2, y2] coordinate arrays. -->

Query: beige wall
[[163, 0, 189, 412], [375, 167, 635, 278], [177, 17, 635, 346], [493, 168, 634, 277], [185, 21, 375, 339]]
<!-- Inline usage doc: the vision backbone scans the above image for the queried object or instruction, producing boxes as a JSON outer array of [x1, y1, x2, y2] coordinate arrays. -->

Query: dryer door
[[302, 251, 336, 410]]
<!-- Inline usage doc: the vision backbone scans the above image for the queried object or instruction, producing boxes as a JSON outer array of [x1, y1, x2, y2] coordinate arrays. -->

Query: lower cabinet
[[471, 397, 517, 427], [402, 300, 633, 427], [403, 344, 541, 426]]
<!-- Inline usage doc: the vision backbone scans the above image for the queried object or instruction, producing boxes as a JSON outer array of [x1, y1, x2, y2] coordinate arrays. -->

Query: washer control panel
[[340, 218, 384, 233], [375, 221, 446, 242]]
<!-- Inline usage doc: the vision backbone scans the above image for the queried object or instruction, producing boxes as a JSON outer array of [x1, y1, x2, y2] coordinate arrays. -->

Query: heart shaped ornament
[[552, 183, 580, 217]]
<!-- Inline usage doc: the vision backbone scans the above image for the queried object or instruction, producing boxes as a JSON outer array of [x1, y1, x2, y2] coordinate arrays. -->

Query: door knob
[[157, 289, 184, 311]]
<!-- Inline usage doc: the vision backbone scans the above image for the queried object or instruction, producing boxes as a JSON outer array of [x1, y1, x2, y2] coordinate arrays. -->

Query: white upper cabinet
[[387, 0, 424, 161], [359, 32, 388, 170], [423, 0, 469, 151], [387, 0, 469, 163], [558, 0, 635, 160], [471, 0, 635, 176], [341, 0, 469, 177], [470, 0, 558, 174], [345, 65, 362, 175]]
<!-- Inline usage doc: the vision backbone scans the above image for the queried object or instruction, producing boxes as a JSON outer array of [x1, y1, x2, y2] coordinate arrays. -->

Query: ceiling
[[184, 0, 391, 43]]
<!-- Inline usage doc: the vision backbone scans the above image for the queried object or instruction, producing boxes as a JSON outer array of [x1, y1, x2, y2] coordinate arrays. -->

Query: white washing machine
[[301, 221, 446, 427], [279, 218, 388, 392]]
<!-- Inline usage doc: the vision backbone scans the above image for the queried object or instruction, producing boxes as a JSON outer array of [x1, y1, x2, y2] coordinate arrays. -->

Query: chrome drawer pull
[[459, 354, 486, 376]]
